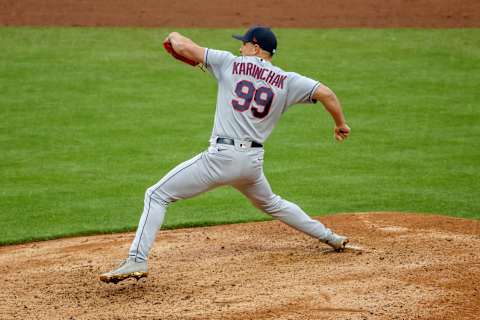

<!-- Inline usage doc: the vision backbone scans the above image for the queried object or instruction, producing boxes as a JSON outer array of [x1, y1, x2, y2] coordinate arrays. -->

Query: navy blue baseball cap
[[233, 26, 277, 55]]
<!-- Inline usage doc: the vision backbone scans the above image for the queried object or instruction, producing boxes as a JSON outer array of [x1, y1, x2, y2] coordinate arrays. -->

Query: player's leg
[[100, 151, 221, 283], [234, 172, 348, 250], [128, 152, 220, 262]]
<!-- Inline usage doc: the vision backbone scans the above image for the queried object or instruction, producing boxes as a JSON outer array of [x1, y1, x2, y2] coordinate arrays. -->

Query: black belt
[[216, 137, 263, 148]]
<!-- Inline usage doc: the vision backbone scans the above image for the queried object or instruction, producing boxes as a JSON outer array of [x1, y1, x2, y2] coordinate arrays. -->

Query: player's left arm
[[165, 32, 206, 64], [312, 85, 351, 141]]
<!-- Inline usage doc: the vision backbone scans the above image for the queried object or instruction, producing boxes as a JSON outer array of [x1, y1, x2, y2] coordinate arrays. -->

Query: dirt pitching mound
[[1, 0, 479, 27], [0, 212, 479, 320]]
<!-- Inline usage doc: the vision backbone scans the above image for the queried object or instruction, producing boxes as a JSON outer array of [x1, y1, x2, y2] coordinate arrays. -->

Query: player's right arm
[[312, 85, 351, 141], [165, 32, 206, 64]]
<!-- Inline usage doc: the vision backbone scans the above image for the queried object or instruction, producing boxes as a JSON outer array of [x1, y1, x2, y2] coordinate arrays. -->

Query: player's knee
[[145, 186, 170, 207], [255, 194, 283, 214]]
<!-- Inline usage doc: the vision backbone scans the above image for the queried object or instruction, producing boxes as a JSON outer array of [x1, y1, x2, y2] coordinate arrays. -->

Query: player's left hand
[[334, 124, 351, 141]]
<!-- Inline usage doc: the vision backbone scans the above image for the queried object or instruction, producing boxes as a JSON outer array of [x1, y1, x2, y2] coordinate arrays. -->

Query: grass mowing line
[[0, 216, 272, 246], [0, 28, 479, 245]]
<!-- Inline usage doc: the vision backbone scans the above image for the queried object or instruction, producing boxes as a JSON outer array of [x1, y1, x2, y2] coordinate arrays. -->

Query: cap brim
[[232, 35, 247, 41]]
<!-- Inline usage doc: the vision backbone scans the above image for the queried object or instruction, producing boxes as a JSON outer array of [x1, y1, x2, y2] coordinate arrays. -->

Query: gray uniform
[[129, 49, 334, 262]]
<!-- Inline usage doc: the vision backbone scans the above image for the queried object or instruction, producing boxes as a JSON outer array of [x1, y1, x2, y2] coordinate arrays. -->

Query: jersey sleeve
[[285, 72, 321, 109], [204, 49, 236, 80]]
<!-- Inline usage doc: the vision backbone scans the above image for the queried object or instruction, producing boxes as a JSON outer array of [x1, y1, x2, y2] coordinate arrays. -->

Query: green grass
[[1, 28, 479, 245]]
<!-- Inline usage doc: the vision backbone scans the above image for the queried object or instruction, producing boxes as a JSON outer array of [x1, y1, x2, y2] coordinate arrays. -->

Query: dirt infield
[[1, 2, 479, 320], [0, 0, 479, 27], [1, 213, 479, 320]]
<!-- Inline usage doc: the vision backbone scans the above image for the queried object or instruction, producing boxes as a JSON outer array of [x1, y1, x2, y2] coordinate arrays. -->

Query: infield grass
[[1, 28, 479, 244]]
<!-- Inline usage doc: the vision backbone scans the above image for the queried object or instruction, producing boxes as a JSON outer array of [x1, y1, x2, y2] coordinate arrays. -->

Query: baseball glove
[[163, 41, 199, 67]]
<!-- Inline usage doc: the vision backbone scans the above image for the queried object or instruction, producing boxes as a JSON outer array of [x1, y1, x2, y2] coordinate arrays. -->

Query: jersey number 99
[[232, 80, 274, 119]]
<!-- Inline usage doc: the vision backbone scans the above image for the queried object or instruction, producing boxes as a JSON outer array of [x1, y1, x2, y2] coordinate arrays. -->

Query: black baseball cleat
[[100, 258, 148, 284]]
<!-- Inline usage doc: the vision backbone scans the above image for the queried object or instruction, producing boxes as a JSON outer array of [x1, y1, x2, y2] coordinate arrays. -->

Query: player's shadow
[[94, 278, 153, 298]]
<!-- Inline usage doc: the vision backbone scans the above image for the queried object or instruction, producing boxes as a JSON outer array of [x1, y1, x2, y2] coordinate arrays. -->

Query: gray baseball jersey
[[128, 49, 337, 263], [205, 49, 321, 144]]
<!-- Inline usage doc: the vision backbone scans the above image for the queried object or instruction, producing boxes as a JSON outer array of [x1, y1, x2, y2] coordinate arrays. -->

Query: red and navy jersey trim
[[204, 48, 210, 68], [309, 82, 321, 103]]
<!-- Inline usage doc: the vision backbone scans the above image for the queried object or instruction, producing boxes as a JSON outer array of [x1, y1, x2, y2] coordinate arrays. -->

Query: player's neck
[[255, 53, 272, 62]]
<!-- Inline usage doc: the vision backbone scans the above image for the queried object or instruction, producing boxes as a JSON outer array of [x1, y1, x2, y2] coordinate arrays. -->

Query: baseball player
[[100, 26, 351, 284]]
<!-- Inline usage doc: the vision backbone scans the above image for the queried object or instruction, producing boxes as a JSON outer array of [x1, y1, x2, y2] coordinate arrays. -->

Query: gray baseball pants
[[129, 140, 334, 262]]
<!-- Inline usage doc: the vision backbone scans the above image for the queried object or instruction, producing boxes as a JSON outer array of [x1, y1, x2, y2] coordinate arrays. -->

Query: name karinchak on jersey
[[232, 62, 287, 89]]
